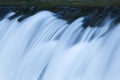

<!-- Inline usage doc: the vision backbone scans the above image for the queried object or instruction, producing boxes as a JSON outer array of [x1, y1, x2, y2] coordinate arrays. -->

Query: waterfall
[[0, 10, 120, 80]]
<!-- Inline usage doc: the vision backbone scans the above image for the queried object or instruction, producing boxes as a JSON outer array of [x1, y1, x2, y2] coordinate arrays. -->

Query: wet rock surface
[[0, 6, 120, 27]]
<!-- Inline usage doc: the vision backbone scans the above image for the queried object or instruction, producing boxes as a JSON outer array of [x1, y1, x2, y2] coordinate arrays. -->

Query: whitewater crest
[[0, 11, 120, 80]]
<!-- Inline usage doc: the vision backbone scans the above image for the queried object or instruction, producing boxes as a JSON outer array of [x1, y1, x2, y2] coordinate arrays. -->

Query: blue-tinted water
[[0, 11, 120, 80]]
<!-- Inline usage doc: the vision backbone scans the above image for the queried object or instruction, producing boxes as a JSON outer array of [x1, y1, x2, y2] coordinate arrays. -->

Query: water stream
[[0, 11, 120, 80]]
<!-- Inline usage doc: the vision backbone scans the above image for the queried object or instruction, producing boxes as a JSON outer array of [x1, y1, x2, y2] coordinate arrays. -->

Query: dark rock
[[0, 5, 120, 28]]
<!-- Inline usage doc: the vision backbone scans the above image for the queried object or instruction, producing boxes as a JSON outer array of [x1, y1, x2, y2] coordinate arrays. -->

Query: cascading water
[[0, 10, 120, 80]]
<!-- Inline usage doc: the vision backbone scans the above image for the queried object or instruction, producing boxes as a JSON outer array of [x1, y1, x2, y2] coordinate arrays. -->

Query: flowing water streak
[[0, 10, 119, 80]]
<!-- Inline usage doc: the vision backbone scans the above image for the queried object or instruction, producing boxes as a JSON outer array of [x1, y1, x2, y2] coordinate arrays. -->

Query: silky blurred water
[[0, 11, 120, 80]]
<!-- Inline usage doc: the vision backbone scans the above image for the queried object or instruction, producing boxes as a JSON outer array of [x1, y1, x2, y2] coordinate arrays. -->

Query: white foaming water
[[0, 11, 120, 80]]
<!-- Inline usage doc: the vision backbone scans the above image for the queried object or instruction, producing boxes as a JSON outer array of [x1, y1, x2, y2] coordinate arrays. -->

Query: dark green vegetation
[[0, 0, 120, 7]]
